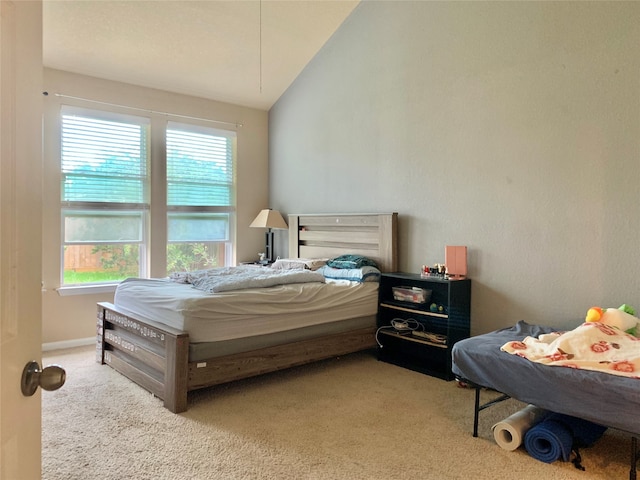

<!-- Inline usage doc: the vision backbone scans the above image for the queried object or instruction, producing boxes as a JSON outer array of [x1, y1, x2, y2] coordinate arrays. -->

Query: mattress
[[114, 277, 379, 343], [188, 314, 375, 362], [451, 320, 640, 435]]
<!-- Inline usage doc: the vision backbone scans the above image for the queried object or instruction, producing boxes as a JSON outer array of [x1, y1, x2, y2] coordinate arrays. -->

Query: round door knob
[[21, 361, 66, 396]]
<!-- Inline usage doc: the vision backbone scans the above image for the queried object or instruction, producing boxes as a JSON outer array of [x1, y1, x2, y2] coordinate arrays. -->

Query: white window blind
[[61, 107, 149, 205], [166, 122, 234, 207]]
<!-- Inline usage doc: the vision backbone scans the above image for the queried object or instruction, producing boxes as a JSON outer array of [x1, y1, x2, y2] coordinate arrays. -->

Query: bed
[[451, 320, 640, 479], [96, 213, 398, 413]]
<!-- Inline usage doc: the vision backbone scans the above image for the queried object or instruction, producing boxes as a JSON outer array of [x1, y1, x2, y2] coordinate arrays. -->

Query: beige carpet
[[42, 346, 632, 480]]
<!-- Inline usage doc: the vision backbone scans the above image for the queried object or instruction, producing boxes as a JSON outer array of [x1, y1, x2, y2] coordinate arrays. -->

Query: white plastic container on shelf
[[392, 286, 431, 304]]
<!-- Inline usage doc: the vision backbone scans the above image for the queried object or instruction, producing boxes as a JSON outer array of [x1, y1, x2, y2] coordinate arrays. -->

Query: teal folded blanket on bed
[[524, 413, 607, 463]]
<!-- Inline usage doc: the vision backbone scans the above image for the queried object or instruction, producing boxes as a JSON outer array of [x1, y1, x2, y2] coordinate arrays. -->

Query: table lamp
[[249, 208, 288, 263]]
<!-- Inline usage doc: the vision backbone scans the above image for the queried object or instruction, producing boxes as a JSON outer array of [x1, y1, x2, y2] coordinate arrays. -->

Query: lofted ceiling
[[43, 0, 359, 111]]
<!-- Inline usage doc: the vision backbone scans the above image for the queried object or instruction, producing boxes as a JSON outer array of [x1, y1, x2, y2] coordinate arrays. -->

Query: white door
[[0, 1, 43, 479]]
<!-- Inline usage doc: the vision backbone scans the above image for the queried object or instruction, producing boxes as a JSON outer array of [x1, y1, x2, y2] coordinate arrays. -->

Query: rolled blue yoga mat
[[524, 420, 573, 462], [524, 413, 607, 464], [551, 413, 607, 448]]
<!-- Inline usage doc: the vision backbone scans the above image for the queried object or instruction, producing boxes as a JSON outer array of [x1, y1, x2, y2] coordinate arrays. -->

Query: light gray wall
[[269, 1, 640, 334]]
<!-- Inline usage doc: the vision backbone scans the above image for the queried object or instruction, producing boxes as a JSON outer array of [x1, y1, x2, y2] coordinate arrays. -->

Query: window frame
[[60, 106, 151, 287], [56, 104, 237, 294], [165, 121, 237, 274]]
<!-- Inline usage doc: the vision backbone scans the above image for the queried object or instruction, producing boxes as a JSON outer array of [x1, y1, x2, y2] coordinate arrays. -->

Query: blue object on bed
[[451, 320, 640, 436], [524, 413, 607, 463], [326, 254, 378, 269]]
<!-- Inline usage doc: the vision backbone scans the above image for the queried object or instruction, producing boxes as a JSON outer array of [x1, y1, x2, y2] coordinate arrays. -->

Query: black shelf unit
[[377, 272, 471, 380]]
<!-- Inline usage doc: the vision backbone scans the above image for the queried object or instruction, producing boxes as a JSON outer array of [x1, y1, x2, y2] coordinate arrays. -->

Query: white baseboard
[[42, 337, 95, 352]]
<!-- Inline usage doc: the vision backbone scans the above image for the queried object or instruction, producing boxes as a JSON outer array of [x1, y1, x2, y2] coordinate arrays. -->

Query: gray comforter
[[170, 266, 325, 293]]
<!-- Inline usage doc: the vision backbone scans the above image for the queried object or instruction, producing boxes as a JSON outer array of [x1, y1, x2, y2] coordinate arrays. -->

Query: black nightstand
[[377, 272, 471, 380]]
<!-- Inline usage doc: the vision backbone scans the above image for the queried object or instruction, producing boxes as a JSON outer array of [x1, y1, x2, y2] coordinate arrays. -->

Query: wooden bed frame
[[96, 213, 398, 413]]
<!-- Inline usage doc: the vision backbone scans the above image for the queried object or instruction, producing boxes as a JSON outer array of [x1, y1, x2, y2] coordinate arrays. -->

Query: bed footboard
[[97, 301, 377, 413], [96, 302, 189, 413]]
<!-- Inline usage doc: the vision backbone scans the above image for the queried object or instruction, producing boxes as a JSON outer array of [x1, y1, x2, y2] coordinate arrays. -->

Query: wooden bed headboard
[[288, 213, 398, 273]]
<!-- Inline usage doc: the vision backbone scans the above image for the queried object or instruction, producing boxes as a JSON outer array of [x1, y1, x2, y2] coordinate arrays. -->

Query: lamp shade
[[249, 209, 288, 230]]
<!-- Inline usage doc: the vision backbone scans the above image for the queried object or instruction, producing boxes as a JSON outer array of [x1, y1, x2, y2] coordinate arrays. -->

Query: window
[[166, 122, 235, 274], [61, 106, 149, 285], [59, 106, 237, 287]]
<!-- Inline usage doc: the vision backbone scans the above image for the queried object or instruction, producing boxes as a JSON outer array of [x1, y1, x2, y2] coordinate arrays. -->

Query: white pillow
[[271, 258, 328, 271]]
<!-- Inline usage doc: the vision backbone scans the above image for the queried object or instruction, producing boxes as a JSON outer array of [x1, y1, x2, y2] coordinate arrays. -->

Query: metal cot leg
[[471, 386, 510, 438], [473, 387, 481, 438], [631, 436, 638, 480]]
